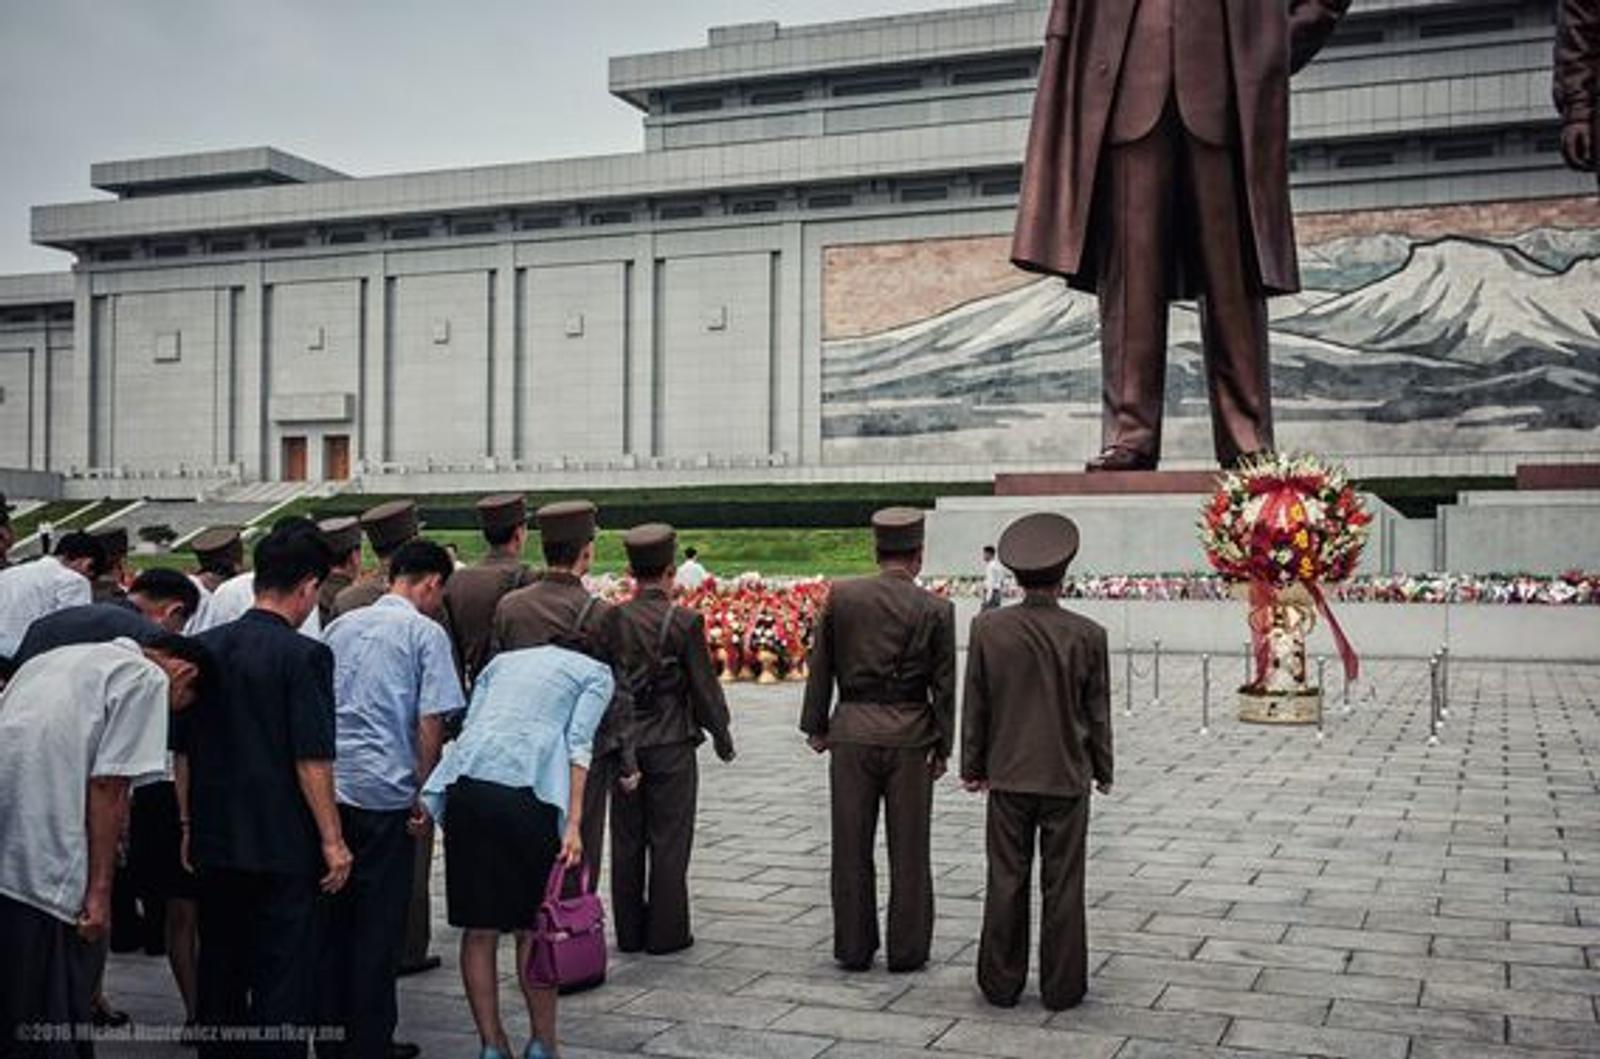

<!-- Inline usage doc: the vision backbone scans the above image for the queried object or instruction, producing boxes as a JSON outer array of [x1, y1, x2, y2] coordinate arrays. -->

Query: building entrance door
[[282, 436, 308, 481], [323, 435, 351, 480]]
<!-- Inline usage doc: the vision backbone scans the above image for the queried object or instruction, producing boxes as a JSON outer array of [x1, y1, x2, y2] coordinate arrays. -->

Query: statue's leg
[[1095, 117, 1177, 466], [1181, 134, 1273, 466]]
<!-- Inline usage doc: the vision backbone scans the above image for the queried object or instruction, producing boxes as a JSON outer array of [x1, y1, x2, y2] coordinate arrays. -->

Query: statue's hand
[[1561, 122, 1594, 173]]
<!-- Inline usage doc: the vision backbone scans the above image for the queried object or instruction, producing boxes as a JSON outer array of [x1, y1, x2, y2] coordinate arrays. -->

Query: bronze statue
[[1012, 0, 1349, 471], [1556, 0, 1600, 188]]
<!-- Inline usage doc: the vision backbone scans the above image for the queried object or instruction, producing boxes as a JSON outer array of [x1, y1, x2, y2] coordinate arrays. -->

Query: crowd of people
[[0, 492, 1116, 1059]]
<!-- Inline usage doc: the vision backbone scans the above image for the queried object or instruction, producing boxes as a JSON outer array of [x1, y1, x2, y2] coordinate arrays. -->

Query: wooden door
[[323, 435, 350, 481], [281, 436, 308, 481]]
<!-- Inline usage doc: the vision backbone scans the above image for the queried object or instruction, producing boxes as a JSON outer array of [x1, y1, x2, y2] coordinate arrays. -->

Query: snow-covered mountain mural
[[821, 223, 1600, 465]]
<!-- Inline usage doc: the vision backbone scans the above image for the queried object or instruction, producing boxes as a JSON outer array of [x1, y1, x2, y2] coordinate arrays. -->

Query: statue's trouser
[[1095, 105, 1274, 466]]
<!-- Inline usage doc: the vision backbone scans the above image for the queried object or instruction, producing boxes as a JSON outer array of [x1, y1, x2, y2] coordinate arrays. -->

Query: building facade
[[2, 0, 1596, 490]]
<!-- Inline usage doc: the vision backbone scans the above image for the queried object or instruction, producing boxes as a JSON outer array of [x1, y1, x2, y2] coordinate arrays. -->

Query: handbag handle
[[543, 860, 591, 903]]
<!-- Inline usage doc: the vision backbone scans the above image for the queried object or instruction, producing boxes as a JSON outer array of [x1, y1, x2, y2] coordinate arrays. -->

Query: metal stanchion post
[[1342, 668, 1352, 715], [1151, 638, 1162, 709], [1439, 644, 1450, 720], [1427, 654, 1441, 747], [1200, 653, 1211, 736], [1124, 643, 1134, 717], [1315, 656, 1326, 742]]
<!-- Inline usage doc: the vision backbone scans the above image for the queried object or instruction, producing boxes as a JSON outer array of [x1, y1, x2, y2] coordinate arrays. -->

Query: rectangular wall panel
[[659, 252, 773, 459], [388, 271, 490, 464], [523, 262, 628, 460], [108, 289, 220, 469]]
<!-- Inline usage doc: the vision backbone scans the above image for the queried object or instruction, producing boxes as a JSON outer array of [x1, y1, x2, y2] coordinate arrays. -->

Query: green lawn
[[131, 527, 878, 578]]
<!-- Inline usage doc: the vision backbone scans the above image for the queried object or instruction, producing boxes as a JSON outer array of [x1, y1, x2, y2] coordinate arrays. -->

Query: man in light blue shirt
[[320, 539, 464, 1059]]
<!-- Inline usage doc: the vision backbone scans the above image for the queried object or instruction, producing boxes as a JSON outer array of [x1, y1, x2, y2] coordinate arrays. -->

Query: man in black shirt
[[179, 520, 352, 1058]]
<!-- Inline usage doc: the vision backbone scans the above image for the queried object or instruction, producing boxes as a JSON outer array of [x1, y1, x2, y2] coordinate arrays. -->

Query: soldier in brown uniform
[[442, 494, 535, 688], [315, 517, 363, 628], [332, 500, 419, 618], [610, 524, 735, 955], [490, 500, 637, 878], [91, 527, 131, 603], [961, 513, 1113, 1011], [800, 508, 956, 973], [188, 527, 244, 594]]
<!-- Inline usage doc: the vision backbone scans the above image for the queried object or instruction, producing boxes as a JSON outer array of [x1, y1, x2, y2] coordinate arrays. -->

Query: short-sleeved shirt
[[13, 600, 161, 668], [0, 556, 93, 659], [184, 609, 337, 877], [324, 594, 466, 811], [0, 639, 170, 922]]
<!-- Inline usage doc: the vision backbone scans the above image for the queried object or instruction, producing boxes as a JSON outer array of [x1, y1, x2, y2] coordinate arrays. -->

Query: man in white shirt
[[673, 546, 710, 592], [0, 635, 208, 1054], [0, 532, 108, 663], [982, 545, 1007, 611], [187, 569, 322, 637]]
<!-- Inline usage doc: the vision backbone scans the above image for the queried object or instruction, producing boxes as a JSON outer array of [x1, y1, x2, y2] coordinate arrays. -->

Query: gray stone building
[[2, 0, 1595, 492]]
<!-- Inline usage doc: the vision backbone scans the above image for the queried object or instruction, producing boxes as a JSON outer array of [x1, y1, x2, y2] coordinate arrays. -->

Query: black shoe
[[388, 1042, 421, 1059], [886, 960, 927, 974], [1086, 446, 1158, 472], [837, 958, 872, 972], [1043, 992, 1085, 1012], [395, 955, 441, 977], [645, 935, 694, 956]]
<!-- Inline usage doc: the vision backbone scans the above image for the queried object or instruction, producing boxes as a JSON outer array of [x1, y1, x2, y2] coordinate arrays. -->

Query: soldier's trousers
[[978, 790, 1089, 1010], [581, 752, 618, 881], [610, 741, 698, 954], [828, 742, 934, 971]]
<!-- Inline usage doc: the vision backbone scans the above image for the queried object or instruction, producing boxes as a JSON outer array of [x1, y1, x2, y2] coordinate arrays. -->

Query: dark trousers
[[0, 895, 96, 1058], [398, 827, 433, 968], [1096, 104, 1272, 465], [978, 790, 1090, 1010], [319, 806, 414, 1059], [610, 742, 698, 954], [580, 752, 618, 881], [195, 868, 321, 1059], [828, 742, 934, 971]]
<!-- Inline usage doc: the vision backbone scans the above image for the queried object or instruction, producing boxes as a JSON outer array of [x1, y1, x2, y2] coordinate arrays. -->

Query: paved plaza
[[101, 656, 1600, 1058]]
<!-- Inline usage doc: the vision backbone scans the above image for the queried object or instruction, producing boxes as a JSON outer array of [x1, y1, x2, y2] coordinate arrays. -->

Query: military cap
[[535, 500, 597, 546], [623, 522, 677, 572], [189, 526, 244, 565], [998, 512, 1081, 586], [476, 493, 527, 536], [317, 516, 363, 557], [93, 526, 130, 560], [360, 499, 420, 554], [871, 507, 926, 553]]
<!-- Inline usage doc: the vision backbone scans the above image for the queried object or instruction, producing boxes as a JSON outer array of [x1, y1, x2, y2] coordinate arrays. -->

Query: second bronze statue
[[1012, 0, 1350, 470]]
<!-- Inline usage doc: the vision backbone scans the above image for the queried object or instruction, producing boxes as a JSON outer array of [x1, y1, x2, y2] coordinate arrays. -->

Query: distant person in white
[[0, 636, 206, 1049], [0, 531, 108, 660], [981, 545, 1006, 611], [674, 547, 709, 592], [187, 570, 322, 637]]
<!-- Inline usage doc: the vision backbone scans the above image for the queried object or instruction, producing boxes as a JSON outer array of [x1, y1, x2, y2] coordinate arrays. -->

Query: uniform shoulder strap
[[571, 594, 599, 638]]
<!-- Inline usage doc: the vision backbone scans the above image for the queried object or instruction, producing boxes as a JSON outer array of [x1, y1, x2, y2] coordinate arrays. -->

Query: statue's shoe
[[1085, 447, 1158, 472]]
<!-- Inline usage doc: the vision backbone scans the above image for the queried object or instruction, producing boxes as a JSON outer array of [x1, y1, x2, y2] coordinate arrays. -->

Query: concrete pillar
[[492, 245, 517, 461]]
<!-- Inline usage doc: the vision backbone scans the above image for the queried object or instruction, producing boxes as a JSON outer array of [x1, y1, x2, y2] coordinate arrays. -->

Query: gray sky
[[0, 0, 980, 275]]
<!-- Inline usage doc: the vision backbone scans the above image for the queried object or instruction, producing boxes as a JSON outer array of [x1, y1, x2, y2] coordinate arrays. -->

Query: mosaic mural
[[820, 197, 1600, 466]]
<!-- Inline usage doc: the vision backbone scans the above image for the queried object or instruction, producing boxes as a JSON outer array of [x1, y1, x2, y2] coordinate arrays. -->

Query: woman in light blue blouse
[[421, 643, 613, 1059]]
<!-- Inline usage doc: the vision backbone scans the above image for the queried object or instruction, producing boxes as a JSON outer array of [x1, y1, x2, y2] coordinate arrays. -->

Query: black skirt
[[130, 780, 199, 902], [443, 778, 560, 932]]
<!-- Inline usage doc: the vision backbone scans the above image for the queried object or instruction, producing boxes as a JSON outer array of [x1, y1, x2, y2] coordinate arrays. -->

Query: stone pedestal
[[1238, 687, 1323, 724]]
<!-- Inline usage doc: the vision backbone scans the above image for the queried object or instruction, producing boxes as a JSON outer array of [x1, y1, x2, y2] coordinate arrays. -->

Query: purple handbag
[[524, 861, 607, 993]]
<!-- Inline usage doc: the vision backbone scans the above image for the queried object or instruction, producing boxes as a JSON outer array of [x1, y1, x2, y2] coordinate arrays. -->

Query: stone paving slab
[[97, 658, 1600, 1057]]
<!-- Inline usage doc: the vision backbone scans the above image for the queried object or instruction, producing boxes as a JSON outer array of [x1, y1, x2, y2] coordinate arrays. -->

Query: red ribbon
[[1308, 581, 1360, 684], [1247, 580, 1277, 687]]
